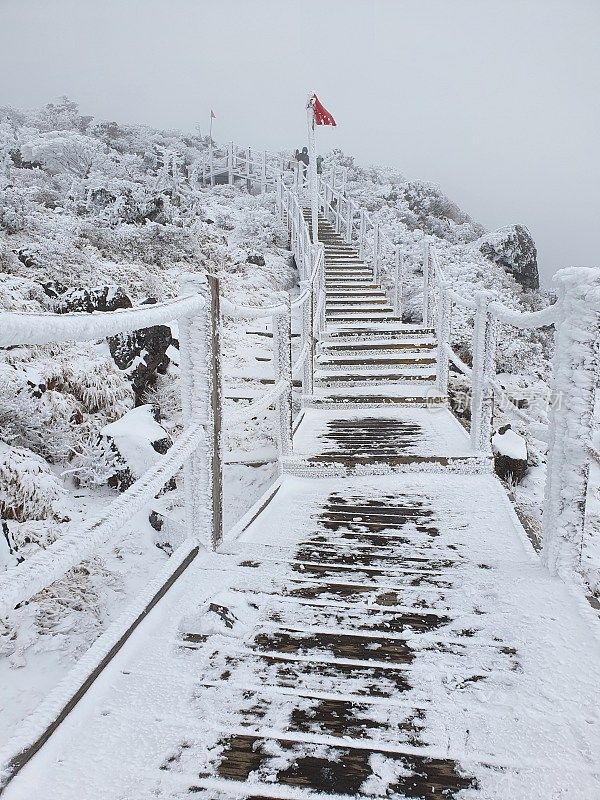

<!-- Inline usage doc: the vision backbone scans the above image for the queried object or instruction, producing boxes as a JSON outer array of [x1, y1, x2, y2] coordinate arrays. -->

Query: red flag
[[310, 94, 336, 126]]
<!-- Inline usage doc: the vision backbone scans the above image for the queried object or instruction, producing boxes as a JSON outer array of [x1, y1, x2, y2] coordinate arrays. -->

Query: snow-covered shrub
[[67, 435, 120, 488], [65, 352, 134, 417], [20, 131, 110, 179], [0, 442, 69, 522]]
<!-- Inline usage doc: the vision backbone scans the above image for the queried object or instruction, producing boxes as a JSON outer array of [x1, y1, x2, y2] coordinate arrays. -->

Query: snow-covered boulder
[[478, 225, 539, 290], [492, 424, 528, 484], [57, 285, 132, 313], [101, 404, 172, 492]]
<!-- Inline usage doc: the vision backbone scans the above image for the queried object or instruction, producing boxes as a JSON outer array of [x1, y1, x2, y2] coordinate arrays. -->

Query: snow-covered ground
[[0, 101, 294, 741]]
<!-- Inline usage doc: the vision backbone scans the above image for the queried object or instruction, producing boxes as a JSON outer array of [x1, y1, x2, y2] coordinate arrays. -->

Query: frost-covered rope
[[224, 379, 286, 425], [445, 287, 477, 311], [447, 345, 473, 377], [0, 295, 205, 347], [488, 300, 559, 329], [0, 423, 206, 617], [491, 379, 550, 443], [220, 297, 287, 320], [291, 287, 310, 309], [292, 340, 310, 376]]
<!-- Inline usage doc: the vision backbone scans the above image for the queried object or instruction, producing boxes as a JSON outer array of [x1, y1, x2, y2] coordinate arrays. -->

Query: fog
[[1, 0, 598, 283]]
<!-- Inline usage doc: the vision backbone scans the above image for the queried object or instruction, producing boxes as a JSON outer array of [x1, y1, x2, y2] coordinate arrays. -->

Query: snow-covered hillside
[[1, 99, 593, 743], [0, 100, 294, 739]]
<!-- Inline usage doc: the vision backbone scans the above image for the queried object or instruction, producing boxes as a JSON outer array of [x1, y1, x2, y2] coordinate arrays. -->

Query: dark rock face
[[479, 225, 539, 290], [41, 279, 68, 299], [108, 324, 173, 403], [492, 424, 528, 485], [247, 251, 265, 266], [57, 285, 133, 313], [16, 248, 40, 270]]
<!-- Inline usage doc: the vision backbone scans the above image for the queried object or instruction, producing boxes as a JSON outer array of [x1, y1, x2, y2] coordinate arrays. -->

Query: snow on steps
[[12, 474, 600, 798]]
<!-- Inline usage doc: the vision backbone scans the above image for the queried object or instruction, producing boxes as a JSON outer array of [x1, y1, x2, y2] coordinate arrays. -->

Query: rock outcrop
[[57, 285, 132, 313], [108, 324, 173, 403], [479, 225, 539, 290], [492, 424, 528, 484]]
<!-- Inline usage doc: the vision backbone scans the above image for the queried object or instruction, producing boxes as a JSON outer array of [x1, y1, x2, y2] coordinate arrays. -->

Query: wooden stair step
[[191, 733, 475, 798]]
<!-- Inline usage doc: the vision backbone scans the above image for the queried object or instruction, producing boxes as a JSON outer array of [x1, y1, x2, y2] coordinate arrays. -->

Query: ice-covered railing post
[[273, 295, 293, 457], [299, 279, 314, 396], [227, 142, 234, 185], [393, 246, 403, 318], [178, 273, 223, 549], [541, 268, 600, 580], [436, 284, 452, 397], [359, 209, 367, 261], [470, 292, 497, 453], [373, 224, 380, 284], [422, 240, 432, 327], [344, 200, 353, 244]]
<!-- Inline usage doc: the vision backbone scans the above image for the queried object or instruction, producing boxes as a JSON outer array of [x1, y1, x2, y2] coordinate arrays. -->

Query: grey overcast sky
[[0, 0, 598, 283]]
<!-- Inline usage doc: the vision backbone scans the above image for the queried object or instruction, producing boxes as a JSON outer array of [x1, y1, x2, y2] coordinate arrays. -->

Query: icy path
[[3, 216, 600, 798], [4, 473, 600, 799]]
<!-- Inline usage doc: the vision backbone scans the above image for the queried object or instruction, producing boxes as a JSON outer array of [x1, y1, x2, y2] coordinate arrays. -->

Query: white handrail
[[220, 296, 288, 319], [0, 295, 205, 348], [0, 423, 205, 617]]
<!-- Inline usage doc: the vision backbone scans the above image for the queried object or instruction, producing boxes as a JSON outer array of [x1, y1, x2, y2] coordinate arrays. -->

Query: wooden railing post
[[470, 292, 496, 453], [541, 268, 600, 580], [276, 176, 283, 217], [373, 224, 380, 284], [318, 244, 326, 335], [393, 246, 403, 319], [261, 151, 267, 193], [359, 209, 366, 261], [273, 297, 293, 457], [300, 279, 314, 398], [227, 142, 234, 185], [422, 240, 431, 327], [345, 200, 353, 244], [436, 287, 452, 396], [207, 274, 223, 547], [178, 273, 222, 549]]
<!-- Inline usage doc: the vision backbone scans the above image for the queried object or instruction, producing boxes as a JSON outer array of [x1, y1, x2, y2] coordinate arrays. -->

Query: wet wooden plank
[[193, 734, 475, 798]]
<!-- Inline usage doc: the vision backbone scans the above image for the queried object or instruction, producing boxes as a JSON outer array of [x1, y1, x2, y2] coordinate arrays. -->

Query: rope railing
[[0, 283, 213, 617], [0, 423, 206, 617], [0, 295, 205, 348], [197, 142, 293, 191], [316, 174, 404, 317], [426, 245, 600, 582]]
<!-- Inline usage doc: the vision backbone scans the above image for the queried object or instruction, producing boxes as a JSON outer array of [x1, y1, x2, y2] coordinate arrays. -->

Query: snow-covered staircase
[[304, 213, 444, 410]]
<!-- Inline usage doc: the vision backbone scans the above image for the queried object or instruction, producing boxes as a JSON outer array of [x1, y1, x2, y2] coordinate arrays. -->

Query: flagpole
[[307, 96, 319, 245]]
